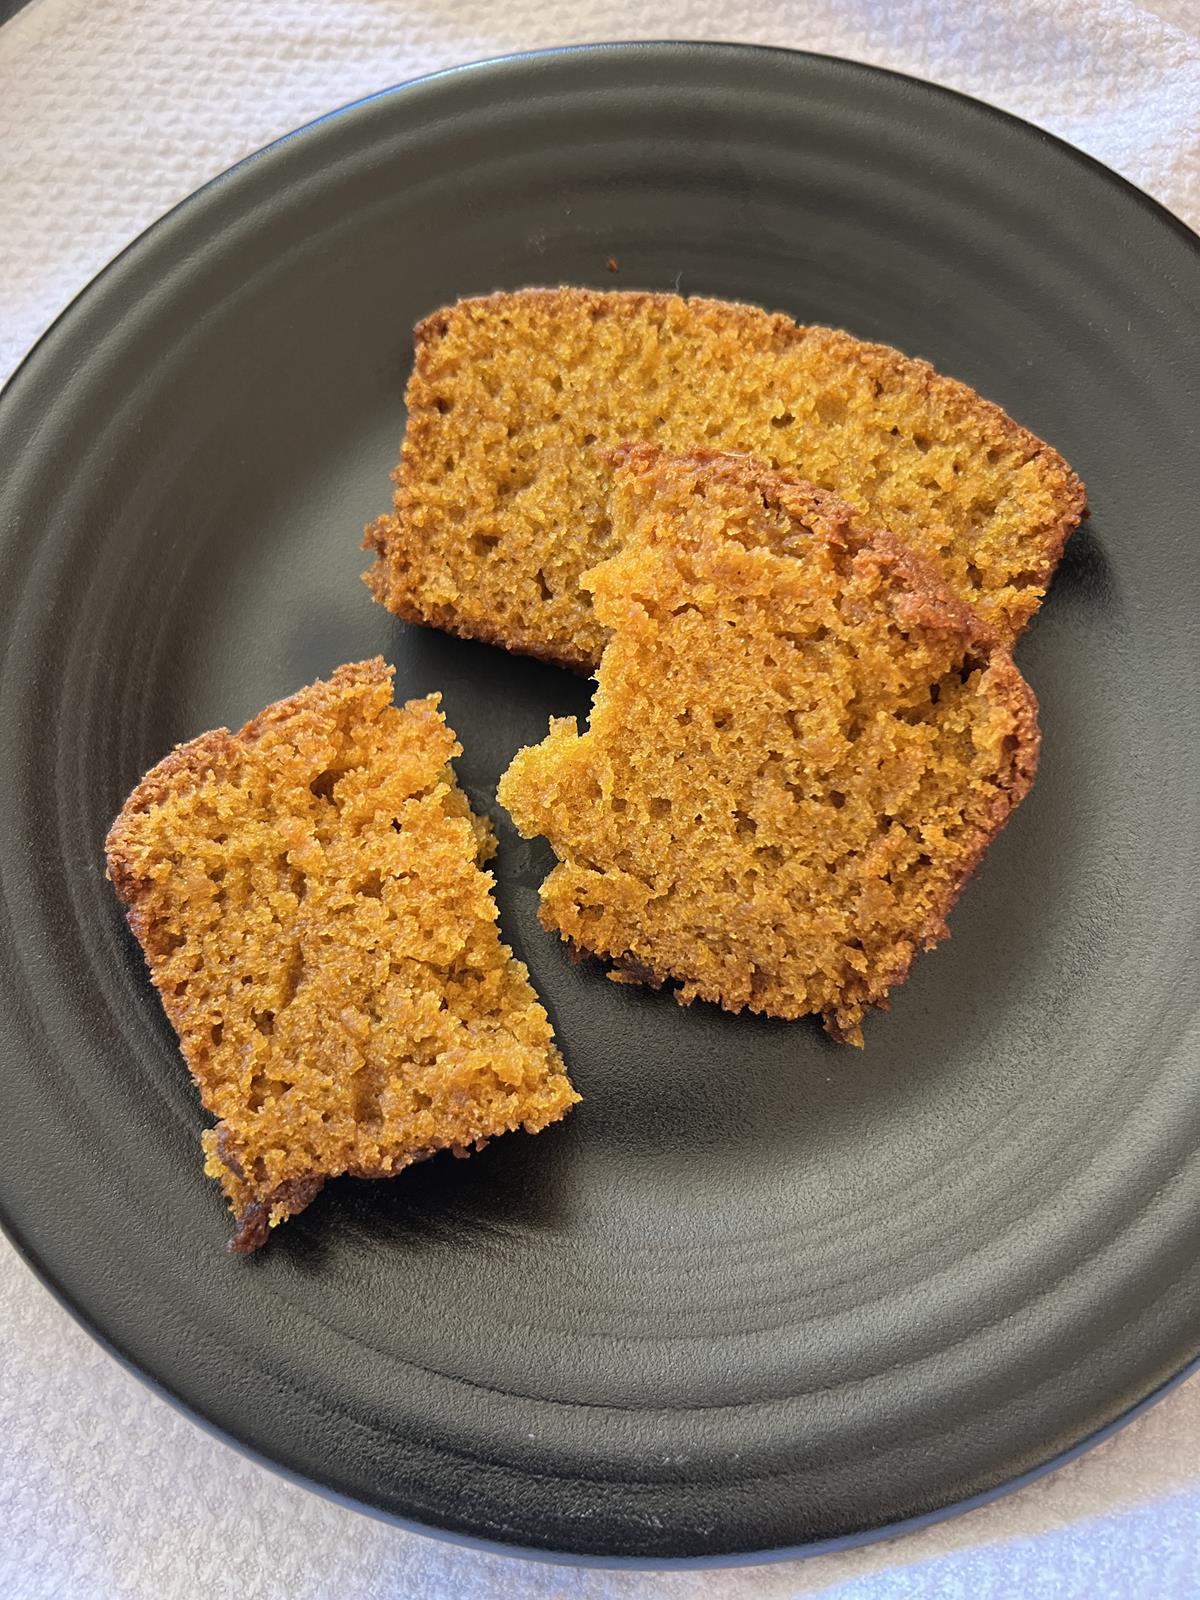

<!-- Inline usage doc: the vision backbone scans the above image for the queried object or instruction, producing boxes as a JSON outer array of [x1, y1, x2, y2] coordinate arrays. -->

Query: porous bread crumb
[[365, 288, 1085, 670], [105, 659, 578, 1251], [497, 449, 1040, 1044]]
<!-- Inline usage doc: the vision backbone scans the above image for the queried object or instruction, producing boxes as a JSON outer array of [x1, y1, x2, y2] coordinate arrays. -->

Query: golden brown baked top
[[106, 658, 578, 1250], [497, 449, 1040, 1044], [366, 287, 1085, 669]]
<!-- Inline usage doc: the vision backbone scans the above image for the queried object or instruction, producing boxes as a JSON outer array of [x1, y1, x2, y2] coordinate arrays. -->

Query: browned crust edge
[[221, 1146, 464, 1254], [227, 1176, 328, 1254], [543, 446, 1041, 1044]]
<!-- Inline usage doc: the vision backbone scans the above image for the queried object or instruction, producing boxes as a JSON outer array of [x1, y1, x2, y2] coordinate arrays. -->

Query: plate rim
[[2, 38, 1199, 1569], [2, 39, 1197, 407], [8, 1231, 1200, 1573]]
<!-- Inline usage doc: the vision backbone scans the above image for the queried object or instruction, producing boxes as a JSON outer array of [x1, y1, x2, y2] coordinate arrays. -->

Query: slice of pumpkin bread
[[365, 288, 1085, 669], [497, 449, 1039, 1044], [106, 658, 578, 1251]]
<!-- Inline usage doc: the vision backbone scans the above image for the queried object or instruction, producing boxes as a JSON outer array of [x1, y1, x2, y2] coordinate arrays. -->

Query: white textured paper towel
[[2, 3, 1199, 1597]]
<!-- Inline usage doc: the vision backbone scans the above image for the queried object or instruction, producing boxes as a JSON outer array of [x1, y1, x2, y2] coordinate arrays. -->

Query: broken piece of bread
[[106, 658, 578, 1250], [497, 449, 1040, 1043]]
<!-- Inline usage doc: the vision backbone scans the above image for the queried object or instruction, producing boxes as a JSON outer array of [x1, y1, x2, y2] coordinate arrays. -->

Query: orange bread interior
[[366, 288, 1085, 669], [106, 659, 578, 1250], [498, 449, 1040, 1043]]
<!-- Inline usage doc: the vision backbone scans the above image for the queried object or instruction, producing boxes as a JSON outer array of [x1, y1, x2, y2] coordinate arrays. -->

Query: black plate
[[2, 42, 1199, 1567]]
